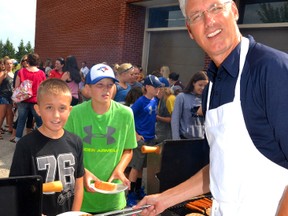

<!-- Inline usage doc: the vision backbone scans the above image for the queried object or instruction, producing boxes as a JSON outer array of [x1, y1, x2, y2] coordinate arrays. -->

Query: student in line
[[10, 78, 85, 215]]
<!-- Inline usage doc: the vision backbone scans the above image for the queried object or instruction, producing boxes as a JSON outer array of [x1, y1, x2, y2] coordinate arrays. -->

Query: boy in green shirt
[[65, 63, 137, 213]]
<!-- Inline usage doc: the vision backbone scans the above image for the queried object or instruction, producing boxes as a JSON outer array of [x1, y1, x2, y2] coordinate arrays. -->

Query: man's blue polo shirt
[[203, 35, 288, 169]]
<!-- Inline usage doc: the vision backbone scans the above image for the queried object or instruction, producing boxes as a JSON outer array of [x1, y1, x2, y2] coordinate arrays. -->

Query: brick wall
[[35, 0, 145, 68]]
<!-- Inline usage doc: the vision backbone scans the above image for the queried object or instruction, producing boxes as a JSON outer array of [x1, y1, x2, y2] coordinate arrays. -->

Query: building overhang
[[131, 0, 178, 7]]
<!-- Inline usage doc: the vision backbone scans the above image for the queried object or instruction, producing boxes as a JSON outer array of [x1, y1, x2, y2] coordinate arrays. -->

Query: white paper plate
[[56, 211, 90, 216], [90, 183, 128, 194]]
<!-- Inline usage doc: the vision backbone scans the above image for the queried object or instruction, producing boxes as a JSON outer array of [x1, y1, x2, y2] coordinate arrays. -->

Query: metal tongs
[[94, 205, 151, 216]]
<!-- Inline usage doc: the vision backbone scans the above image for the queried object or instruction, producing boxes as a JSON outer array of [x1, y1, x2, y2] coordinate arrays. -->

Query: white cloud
[[0, 0, 36, 48]]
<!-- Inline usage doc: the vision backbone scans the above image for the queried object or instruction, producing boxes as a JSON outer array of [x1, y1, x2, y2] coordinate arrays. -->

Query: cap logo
[[98, 66, 109, 73]]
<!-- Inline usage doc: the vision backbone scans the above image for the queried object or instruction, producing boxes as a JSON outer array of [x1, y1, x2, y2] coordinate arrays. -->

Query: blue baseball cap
[[144, 75, 164, 88], [158, 77, 169, 87], [86, 63, 118, 84]]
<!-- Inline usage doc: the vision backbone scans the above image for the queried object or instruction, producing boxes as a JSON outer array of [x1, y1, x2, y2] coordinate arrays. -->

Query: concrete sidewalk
[[0, 129, 15, 178]]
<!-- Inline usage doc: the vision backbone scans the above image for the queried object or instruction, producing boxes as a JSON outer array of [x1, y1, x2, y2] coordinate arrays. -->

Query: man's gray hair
[[178, 0, 187, 18]]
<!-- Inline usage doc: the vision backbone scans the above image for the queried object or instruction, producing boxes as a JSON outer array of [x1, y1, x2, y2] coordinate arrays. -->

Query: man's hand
[[134, 194, 167, 216]]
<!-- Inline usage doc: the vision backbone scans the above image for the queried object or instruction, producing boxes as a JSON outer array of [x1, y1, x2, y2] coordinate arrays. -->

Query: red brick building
[[35, 0, 288, 84], [35, 0, 146, 68]]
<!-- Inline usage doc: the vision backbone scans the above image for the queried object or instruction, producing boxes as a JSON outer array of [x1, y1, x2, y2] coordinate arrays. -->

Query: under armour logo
[[148, 105, 153, 115], [83, 126, 116, 145]]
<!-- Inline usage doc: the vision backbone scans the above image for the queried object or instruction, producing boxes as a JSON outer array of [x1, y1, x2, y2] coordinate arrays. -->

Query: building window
[[238, 0, 288, 24], [148, 6, 185, 28], [147, 1, 288, 28]]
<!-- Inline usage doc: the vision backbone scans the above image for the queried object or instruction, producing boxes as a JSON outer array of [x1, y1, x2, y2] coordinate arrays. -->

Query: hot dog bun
[[43, 181, 63, 192], [94, 181, 117, 191]]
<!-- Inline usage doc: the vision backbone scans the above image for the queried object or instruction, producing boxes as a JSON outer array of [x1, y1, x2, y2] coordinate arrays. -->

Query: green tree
[[0, 39, 34, 59], [2, 39, 15, 58], [25, 41, 34, 53], [16, 40, 27, 61], [258, 2, 288, 23]]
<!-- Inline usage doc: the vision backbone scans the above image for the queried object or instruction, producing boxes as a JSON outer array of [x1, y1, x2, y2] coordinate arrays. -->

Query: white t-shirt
[[80, 66, 89, 77]]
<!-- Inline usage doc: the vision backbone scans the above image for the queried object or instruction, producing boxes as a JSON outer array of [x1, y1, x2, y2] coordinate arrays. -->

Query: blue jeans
[[16, 102, 42, 141], [0, 96, 10, 105]]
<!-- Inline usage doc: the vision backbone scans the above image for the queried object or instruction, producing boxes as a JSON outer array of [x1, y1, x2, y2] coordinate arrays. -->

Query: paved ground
[[0, 129, 15, 178]]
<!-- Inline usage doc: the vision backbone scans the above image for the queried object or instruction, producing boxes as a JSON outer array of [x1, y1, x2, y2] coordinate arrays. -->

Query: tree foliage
[[0, 38, 34, 61], [15, 40, 26, 61], [2, 39, 15, 58], [257, 2, 288, 23]]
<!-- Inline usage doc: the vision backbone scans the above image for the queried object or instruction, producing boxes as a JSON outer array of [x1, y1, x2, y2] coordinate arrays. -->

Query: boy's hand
[[84, 168, 101, 192], [108, 169, 131, 189], [136, 133, 144, 142]]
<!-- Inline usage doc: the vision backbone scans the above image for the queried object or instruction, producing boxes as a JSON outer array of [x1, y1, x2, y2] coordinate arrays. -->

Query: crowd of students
[[0, 52, 208, 215]]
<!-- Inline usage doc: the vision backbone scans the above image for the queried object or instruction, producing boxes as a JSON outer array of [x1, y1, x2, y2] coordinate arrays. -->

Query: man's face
[[185, 0, 240, 66]]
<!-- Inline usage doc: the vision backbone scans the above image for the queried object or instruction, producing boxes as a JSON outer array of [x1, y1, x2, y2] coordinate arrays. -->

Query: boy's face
[[146, 85, 160, 97], [89, 78, 115, 104], [34, 93, 72, 137]]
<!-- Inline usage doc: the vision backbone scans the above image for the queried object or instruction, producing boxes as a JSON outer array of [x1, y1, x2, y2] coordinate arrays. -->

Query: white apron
[[205, 37, 288, 216]]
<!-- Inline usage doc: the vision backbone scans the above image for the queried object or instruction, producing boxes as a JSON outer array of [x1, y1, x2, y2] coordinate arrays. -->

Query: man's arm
[[276, 186, 288, 216], [136, 164, 210, 216]]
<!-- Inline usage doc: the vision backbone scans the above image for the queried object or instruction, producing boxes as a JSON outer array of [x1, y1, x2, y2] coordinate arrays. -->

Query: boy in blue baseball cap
[[126, 75, 163, 206]]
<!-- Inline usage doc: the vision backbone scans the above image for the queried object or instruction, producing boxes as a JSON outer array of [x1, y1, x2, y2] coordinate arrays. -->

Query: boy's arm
[[108, 149, 133, 186], [9, 142, 31, 177], [72, 176, 84, 211], [136, 131, 144, 141]]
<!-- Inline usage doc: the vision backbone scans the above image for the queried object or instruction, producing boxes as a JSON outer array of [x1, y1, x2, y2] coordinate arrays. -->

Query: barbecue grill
[[146, 139, 210, 215]]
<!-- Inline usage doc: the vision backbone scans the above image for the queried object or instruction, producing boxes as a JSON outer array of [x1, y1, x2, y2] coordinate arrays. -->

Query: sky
[[0, 0, 37, 48]]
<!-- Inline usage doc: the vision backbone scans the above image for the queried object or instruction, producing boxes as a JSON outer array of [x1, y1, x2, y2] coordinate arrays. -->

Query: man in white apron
[[135, 0, 288, 215]]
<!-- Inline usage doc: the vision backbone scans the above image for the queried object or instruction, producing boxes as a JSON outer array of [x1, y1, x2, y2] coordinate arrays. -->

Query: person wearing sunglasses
[[136, 0, 288, 215], [9, 55, 34, 143], [14, 53, 46, 143]]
